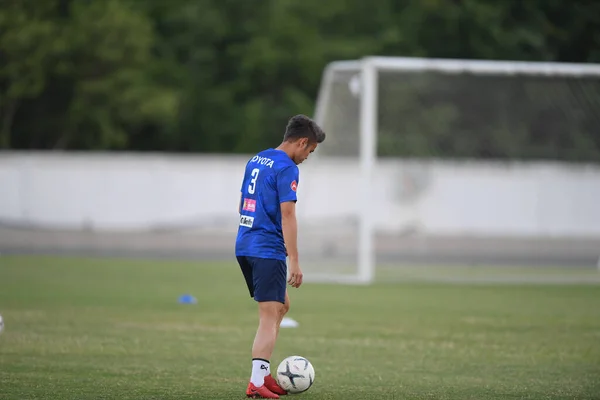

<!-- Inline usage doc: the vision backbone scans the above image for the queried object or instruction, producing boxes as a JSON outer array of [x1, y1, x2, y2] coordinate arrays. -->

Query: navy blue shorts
[[236, 256, 287, 304]]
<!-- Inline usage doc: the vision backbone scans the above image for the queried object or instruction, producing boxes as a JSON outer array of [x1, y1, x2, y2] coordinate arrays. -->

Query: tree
[[1, 0, 179, 150], [1, 0, 599, 161], [0, 1, 65, 147], [56, 0, 178, 150]]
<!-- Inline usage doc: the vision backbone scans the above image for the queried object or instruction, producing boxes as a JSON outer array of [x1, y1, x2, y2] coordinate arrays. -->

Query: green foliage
[[62, 0, 177, 150], [0, 0, 66, 147], [0, 0, 599, 160]]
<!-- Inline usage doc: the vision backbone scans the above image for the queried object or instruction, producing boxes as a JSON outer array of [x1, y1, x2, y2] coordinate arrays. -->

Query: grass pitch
[[1, 256, 599, 399]]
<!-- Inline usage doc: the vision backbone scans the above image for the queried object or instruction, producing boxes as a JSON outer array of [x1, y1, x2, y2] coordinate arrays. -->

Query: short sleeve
[[277, 166, 299, 204]]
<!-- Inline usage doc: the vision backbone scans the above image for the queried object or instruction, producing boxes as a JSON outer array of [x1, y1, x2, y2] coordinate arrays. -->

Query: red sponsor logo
[[242, 198, 256, 212], [290, 180, 297, 192]]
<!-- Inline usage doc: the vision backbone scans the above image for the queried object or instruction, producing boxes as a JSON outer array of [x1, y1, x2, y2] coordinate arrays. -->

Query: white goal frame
[[313, 56, 600, 285]]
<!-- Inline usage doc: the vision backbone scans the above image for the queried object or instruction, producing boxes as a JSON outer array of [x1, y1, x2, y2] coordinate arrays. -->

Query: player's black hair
[[283, 114, 326, 144]]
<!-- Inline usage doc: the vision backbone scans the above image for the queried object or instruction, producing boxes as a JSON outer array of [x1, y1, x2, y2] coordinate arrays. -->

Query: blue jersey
[[235, 149, 299, 261]]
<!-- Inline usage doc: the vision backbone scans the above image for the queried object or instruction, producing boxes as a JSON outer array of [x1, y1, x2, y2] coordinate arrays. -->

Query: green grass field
[[1, 256, 599, 399]]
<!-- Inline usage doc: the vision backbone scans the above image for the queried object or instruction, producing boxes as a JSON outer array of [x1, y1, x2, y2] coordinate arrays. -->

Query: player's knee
[[259, 301, 282, 322], [282, 299, 290, 316], [281, 292, 290, 316]]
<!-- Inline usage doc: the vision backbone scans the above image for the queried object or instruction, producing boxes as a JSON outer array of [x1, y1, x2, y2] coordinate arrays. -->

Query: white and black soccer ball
[[0, 314, 4, 334], [276, 355, 315, 394]]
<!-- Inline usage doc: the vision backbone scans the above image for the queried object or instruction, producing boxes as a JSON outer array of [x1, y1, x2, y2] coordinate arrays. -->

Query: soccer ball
[[0, 314, 4, 334], [276, 355, 315, 394]]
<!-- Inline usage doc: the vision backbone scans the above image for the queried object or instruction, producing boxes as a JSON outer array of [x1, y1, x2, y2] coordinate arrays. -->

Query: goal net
[[306, 56, 600, 284]]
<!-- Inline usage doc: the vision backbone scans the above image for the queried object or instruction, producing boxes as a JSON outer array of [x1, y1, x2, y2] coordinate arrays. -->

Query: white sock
[[250, 358, 269, 386]]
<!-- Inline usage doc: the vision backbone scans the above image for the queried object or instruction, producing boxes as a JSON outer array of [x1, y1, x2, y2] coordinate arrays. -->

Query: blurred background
[[1, 0, 600, 282]]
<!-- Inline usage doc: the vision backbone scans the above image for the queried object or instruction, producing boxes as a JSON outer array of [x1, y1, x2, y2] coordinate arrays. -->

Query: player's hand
[[287, 259, 303, 288]]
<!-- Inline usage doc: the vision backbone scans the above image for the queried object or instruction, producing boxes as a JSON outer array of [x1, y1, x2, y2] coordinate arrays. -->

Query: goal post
[[310, 58, 378, 285], [307, 56, 600, 285], [357, 59, 378, 285]]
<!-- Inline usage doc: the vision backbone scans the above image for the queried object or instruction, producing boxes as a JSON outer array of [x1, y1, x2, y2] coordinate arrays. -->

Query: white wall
[[1, 152, 599, 237]]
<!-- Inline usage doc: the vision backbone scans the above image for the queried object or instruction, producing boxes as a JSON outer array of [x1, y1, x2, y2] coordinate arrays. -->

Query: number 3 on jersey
[[248, 168, 260, 194]]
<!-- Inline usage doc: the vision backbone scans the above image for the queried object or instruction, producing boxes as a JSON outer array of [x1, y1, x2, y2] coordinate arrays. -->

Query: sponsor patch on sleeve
[[290, 180, 297, 192], [242, 198, 256, 212], [239, 215, 254, 228]]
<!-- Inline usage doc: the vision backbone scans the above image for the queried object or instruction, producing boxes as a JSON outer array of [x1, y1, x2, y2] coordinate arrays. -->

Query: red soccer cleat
[[264, 375, 287, 396], [246, 382, 280, 399]]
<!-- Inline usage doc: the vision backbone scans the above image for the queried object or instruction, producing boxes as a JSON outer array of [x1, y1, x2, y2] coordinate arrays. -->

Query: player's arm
[[239, 192, 242, 214], [278, 166, 302, 287], [281, 201, 301, 287], [281, 201, 298, 261]]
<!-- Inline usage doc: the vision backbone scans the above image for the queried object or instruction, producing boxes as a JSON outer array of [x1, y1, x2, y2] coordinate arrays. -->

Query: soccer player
[[236, 114, 326, 399]]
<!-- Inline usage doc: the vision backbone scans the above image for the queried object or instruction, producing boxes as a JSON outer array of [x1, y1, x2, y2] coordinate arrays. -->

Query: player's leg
[[251, 300, 284, 374], [261, 290, 291, 395], [246, 257, 288, 398], [275, 290, 290, 340]]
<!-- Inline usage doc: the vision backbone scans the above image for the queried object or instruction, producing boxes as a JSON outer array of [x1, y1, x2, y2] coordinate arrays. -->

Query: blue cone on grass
[[178, 294, 197, 304]]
